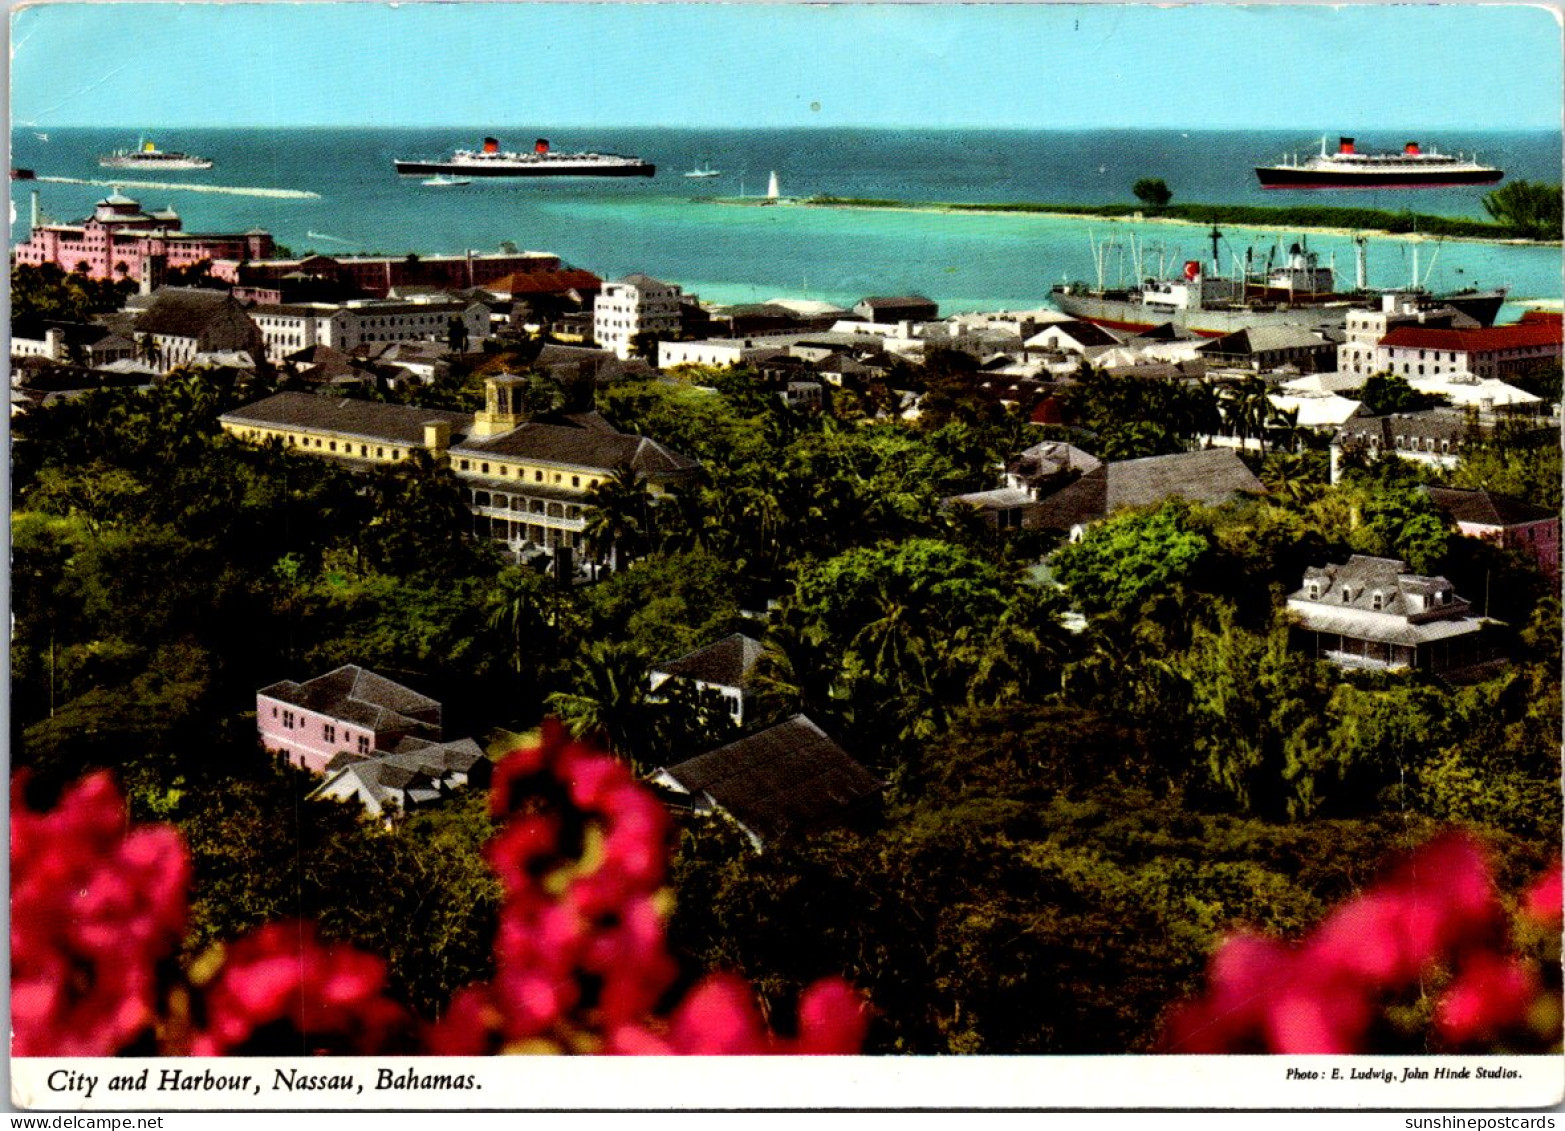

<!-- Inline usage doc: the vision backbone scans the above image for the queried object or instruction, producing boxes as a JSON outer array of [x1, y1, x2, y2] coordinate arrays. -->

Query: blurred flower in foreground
[[1161, 833, 1561, 1054], [426, 721, 867, 1054], [10, 724, 868, 1057]]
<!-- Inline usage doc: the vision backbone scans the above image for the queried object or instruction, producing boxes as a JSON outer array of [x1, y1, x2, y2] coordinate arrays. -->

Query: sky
[[8, 2, 1564, 131]]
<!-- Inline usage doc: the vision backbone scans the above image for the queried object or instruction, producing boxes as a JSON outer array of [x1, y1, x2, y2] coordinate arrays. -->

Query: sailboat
[[683, 161, 721, 179]]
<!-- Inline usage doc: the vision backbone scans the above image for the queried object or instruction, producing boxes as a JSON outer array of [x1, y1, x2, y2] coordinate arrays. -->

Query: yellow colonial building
[[219, 375, 698, 556]]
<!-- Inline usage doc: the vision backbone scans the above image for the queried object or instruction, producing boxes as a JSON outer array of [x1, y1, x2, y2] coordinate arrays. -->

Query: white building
[[595, 274, 683, 359], [250, 296, 491, 362]]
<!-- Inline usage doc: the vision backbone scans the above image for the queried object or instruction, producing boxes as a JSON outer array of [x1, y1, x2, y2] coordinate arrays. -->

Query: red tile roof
[[489, 269, 602, 296], [1379, 319, 1563, 353]]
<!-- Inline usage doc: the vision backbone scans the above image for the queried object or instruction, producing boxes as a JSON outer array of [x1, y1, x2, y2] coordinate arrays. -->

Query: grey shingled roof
[[1034, 448, 1262, 530], [1007, 441, 1102, 485], [1199, 326, 1330, 354], [1423, 487, 1556, 529], [1335, 411, 1469, 446], [220, 392, 472, 447], [259, 664, 442, 740], [651, 634, 764, 690], [658, 715, 881, 846], [1288, 555, 1470, 622], [132, 288, 244, 338], [453, 421, 698, 477]]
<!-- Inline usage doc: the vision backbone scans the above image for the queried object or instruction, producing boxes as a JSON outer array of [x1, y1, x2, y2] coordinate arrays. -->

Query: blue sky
[[10, 3, 1563, 130]]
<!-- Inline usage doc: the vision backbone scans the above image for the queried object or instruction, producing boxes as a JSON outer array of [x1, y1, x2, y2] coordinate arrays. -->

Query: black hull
[[1256, 166, 1503, 188], [394, 160, 655, 178]]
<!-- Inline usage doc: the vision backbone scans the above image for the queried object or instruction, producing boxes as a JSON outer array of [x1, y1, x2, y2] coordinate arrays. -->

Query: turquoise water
[[11, 128, 1562, 313]]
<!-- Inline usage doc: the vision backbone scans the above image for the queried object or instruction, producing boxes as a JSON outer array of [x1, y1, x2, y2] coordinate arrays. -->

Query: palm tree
[[583, 465, 652, 572], [545, 640, 652, 765], [483, 565, 554, 679]]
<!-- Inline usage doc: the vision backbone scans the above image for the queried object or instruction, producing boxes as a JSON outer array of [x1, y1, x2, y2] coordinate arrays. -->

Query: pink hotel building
[[11, 191, 273, 281]]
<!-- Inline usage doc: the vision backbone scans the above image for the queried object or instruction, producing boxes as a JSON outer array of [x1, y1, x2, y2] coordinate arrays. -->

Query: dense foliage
[[1482, 180, 1565, 241], [10, 347, 1560, 1052]]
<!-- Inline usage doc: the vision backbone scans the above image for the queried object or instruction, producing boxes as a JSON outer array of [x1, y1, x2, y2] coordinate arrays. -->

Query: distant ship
[[394, 137, 655, 178], [98, 139, 213, 170], [1050, 228, 1507, 336], [683, 162, 722, 179], [1256, 137, 1503, 189]]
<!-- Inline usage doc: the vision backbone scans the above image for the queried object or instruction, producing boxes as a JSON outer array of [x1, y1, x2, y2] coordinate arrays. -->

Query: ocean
[[10, 128, 1563, 314]]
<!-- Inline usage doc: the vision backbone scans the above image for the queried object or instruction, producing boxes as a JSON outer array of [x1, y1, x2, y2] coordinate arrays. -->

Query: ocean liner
[[394, 137, 655, 178], [98, 139, 213, 170], [1256, 137, 1503, 189], [1049, 228, 1507, 337]]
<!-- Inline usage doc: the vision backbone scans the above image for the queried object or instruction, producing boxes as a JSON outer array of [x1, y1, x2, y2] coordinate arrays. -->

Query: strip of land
[[724, 195, 1556, 246], [36, 175, 321, 200]]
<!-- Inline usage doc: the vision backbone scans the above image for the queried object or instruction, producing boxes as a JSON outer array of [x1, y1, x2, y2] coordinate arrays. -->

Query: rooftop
[[1034, 448, 1263, 531], [655, 715, 881, 848], [221, 391, 471, 447], [651, 633, 765, 690]]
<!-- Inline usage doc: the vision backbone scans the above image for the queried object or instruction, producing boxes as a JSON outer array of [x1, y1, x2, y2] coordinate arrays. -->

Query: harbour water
[[11, 127, 1562, 314]]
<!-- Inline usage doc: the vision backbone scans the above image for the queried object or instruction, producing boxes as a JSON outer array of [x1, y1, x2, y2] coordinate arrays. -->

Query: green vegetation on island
[[801, 191, 1562, 243]]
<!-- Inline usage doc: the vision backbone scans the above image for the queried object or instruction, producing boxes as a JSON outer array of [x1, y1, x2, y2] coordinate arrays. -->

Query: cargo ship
[[394, 137, 655, 178], [1049, 228, 1506, 336], [1256, 137, 1503, 189], [98, 139, 214, 170]]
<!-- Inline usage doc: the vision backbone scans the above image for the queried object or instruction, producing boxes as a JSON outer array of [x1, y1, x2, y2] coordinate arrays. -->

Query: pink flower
[[11, 772, 190, 1056], [188, 921, 408, 1055], [1434, 953, 1541, 1047], [1160, 833, 1530, 1056], [1523, 863, 1562, 929]]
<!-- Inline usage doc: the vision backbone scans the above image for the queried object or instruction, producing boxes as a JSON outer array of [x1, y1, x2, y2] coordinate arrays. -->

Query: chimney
[[1338, 137, 1356, 155], [423, 420, 451, 454]]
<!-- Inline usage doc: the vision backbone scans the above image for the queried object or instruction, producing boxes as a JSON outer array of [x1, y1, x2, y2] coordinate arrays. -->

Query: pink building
[[1425, 487, 1561, 581], [257, 665, 442, 774], [11, 191, 273, 282]]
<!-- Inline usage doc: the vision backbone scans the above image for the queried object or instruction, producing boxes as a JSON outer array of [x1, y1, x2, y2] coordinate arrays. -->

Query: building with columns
[[218, 375, 698, 559]]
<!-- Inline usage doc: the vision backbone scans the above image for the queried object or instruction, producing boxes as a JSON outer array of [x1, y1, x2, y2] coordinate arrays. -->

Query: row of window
[[238, 428, 404, 460], [455, 459, 595, 488], [270, 704, 372, 754]]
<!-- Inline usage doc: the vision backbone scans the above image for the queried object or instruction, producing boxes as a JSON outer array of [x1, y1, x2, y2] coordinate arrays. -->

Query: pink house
[[1425, 487, 1561, 581], [256, 665, 442, 774]]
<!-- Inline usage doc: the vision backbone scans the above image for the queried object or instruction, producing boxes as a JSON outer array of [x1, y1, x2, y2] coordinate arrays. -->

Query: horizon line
[[15, 123, 1561, 133]]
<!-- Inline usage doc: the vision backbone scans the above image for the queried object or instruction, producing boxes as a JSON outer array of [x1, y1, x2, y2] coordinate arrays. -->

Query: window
[[358, 735, 371, 755], [323, 723, 336, 743], [272, 706, 278, 718], [1342, 587, 1352, 603], [482, 463, 490, 474], [283, 710, 295, 729], [1371, 591, 1384, 611], [1307, 582, 1320, 600]]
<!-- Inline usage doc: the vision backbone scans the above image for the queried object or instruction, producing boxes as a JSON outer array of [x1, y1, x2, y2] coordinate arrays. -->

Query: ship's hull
[[1049, 292, 1351, 337], [394, 159, 655, 178], [98, 156, 212, 170], [1051, 286, 1509, 337], [1256, 165, 1503, 188]]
